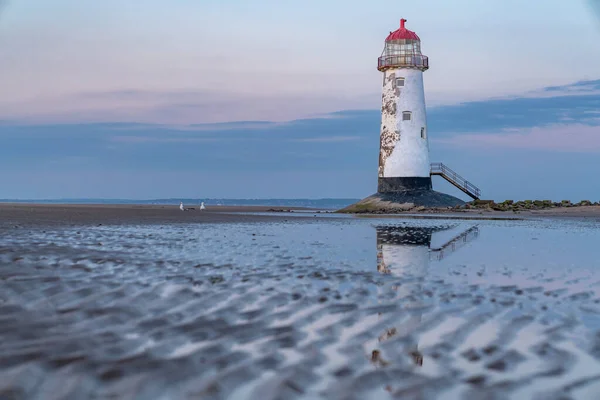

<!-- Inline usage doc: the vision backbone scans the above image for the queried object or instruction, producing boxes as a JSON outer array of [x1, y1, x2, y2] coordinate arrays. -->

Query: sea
[[0, 198, 359, 210]]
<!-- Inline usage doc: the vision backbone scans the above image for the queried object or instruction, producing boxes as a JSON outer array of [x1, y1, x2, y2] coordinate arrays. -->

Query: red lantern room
[[377, 19, 429, 72]]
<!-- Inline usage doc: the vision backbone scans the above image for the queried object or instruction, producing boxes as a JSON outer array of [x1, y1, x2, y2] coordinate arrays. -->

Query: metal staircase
[[430, 162, 481, 200]]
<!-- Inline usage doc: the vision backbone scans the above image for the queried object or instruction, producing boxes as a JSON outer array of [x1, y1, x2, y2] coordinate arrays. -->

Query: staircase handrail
[[430, 162, 481, 199]]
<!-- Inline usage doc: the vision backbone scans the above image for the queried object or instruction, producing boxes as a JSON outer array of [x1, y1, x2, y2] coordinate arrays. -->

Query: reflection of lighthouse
[[370, 224, 480, 369]]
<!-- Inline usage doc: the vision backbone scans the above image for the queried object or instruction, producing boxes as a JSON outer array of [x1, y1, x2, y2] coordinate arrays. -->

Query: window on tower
[[421, 127, 426, 139], [396, 77, 405, 87], [402, 111, 412, 121]]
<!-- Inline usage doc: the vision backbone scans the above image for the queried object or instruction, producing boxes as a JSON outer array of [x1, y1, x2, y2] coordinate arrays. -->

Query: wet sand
[[3, 204, 600, 230], [2, 207, 600, 398], [0, 203, 322, 229], [449, 205, 600, 219], [351, 205, 600, 221]]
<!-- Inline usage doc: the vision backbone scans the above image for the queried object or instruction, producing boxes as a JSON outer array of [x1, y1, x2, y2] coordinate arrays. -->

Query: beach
[[2, 203, 600, 229], [351, 205, 600, 221], [0, 203, 324, 229], [1, 204, 600, 399]]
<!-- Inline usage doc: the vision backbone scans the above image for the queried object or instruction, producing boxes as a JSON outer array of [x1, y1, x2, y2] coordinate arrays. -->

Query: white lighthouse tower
[[377, 19, 431, 192], [340, 18, 481, 213]]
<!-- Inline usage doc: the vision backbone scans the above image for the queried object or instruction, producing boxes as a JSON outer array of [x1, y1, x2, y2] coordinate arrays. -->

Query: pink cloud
[[292, 136, 361, 143], [110, 136, 220, 144], [0, 89, 380, 125], [433, 124, 600, 153]]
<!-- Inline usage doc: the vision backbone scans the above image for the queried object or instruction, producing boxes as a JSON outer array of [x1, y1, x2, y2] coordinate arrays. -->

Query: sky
[[0, 0, 599, 201]]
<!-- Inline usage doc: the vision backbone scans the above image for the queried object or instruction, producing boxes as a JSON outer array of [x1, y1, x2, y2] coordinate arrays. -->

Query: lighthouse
[[377, 18, 431, 192], [340, 19, 481, 213]]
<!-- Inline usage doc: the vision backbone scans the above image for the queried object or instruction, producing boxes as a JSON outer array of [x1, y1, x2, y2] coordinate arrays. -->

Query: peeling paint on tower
[[379, 72, 400, 177]]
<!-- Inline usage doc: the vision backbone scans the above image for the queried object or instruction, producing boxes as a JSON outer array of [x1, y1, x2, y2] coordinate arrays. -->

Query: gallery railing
[[377, 54, 429, 71]]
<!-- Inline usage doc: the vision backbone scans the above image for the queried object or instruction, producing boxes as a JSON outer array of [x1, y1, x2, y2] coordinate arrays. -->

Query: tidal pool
[[1, 216, 600, 399]]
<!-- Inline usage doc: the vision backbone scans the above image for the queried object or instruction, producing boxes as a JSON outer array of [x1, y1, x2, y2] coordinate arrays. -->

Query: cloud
[[2, 78, 600, 174], [0, 115, 377, 174], [2, 77, 600, 200], [423, 80, 600, 154], [427, 80, 600, 136], [291, 136, 361, 143], [542, 79, 600, 94], [110, 135, 221, 144], [0, 89, 380, 125], [2, 76, 599, 129], [434, 124, 600, 153]]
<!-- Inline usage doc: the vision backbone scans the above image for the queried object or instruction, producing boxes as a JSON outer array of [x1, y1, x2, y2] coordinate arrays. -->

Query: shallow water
[[1, 216, 600, 399]]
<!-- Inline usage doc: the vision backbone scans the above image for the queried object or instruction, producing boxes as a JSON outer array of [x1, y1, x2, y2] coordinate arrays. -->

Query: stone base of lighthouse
[[377, 177, 432, 192], [338, 177, 465, 213]]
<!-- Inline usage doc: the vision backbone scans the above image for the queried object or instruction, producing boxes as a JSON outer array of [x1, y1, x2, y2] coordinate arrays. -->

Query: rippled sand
[[1, 211, 600, 399]]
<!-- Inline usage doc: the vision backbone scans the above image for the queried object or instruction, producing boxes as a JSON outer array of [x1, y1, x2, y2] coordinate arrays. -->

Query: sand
[[436, 205, 600, 219], [2, 203, 600, 230], [0, 203, 322, 229], [2, 204, 600, 398], [348, 205, 600, 220]]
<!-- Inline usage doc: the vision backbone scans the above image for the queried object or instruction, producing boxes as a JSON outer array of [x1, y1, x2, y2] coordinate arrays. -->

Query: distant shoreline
[[0, 202, 321, 210], [0, 198, 359, 209]]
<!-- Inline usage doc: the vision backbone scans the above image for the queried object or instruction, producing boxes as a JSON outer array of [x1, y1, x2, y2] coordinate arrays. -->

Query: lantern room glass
[[378, 39, 429, 71], [383, 39, 422, 58]]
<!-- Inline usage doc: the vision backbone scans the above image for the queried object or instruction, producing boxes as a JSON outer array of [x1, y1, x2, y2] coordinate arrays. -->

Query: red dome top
[[385, 19, 420, 41]]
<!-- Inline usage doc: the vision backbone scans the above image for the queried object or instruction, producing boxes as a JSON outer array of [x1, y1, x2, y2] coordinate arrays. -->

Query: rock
[[337, 190, 464, 213], [472, 200, 494, 208]]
